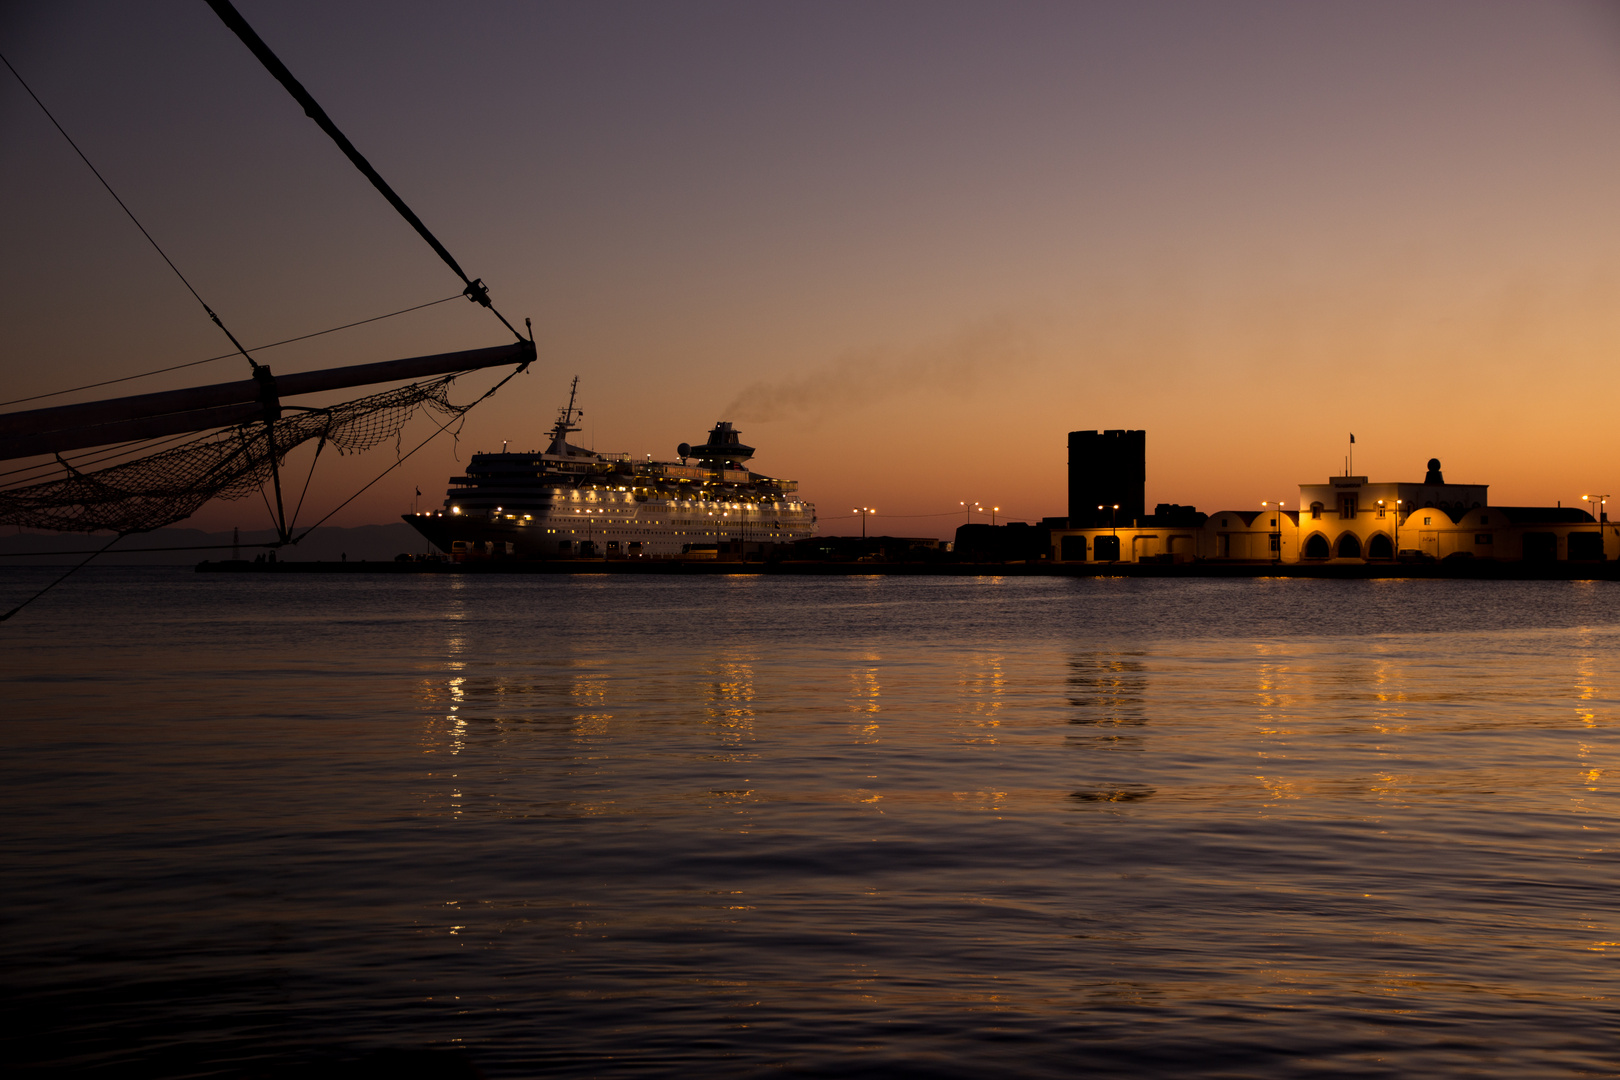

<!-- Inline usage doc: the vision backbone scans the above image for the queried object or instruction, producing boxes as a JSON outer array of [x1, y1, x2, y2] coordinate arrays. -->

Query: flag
[[415, 487, 421, 496], [1349, 433, 1355, 443]]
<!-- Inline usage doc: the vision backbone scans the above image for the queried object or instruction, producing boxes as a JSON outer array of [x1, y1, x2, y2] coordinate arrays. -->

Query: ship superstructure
[[404, 378, 816, 557]]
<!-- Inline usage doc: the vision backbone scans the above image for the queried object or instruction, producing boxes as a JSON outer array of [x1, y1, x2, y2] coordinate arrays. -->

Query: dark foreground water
[[3, 569, 1618, 1078]]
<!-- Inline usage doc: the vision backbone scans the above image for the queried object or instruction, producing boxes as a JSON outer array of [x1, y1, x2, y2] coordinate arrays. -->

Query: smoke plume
[[722, 317, 1036, 425]]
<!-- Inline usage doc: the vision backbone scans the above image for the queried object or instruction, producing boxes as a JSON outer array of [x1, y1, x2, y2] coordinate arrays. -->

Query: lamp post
[[1095, 504, 1121, 562], [1584, 495, 1610, 556], [1261, 500, 1286, 563], [854, 507, 875, 538], [960, 501, 981, 525], [1376, 498, 1403, 558], [991, 505, 1000, 526]]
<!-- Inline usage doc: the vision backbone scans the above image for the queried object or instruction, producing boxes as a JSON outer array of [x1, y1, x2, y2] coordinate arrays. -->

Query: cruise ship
[[403, 379, 817, 557]]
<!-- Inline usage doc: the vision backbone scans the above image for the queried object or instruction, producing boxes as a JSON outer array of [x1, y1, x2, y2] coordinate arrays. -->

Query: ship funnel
[[683, 422, 754, 463]]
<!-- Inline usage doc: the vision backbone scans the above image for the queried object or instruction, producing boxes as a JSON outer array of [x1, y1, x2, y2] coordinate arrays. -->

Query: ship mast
[[562, 375, 582, 433], [545, 376, 583, 456]]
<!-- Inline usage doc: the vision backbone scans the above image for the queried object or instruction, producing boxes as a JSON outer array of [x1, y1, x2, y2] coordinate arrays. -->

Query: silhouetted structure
[[792, 536, 945, 562], [1149, 503, 1206, 527], [1068, 429, 1145, 527], [954, 522, 1053, 562]]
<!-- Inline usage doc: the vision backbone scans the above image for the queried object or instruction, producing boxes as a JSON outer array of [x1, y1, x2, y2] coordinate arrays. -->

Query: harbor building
[[1047, 458, 1607, 565], [1068, 429, 1145, 526]]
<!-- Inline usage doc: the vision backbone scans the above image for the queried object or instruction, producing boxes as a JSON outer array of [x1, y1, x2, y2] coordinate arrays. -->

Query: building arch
[[1366, 532, 1394, 559], [1336, 533, 1363, 558], [1303, 533, 1330, 559]]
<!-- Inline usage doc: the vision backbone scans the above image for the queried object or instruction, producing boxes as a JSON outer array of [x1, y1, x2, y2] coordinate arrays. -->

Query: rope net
[[0, 376, 465, 534]]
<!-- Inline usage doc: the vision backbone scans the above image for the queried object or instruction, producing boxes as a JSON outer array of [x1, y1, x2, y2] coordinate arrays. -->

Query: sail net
[[0, 376, 464, 534]]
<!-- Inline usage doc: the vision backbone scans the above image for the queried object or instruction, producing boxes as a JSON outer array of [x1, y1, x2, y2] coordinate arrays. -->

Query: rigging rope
[[206, 0, 527, 344], [289, 360, 528, 542], [0, 47, 264, 376], [0, 293, 463, 410], [0, 533, 125, 623]]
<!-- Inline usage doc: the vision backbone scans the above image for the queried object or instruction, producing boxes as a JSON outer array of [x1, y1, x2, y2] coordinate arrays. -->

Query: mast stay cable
[[0, 47, 268, 378], [0, 533, 125, 623], [0, 293, 463, 410], [205, 0, 528, 345]]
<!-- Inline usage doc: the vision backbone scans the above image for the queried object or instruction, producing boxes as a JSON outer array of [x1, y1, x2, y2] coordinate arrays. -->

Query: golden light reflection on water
[[1065, 654, 1147, 727], [848, 655, 882, 744], [570, 670, 613, 742], [396, 599, 1620, 839], [1573, 627, 1600, 729], [1064, 653, 1149, 770], [1252, 641, 1291, 733], [957, 653, 1006, 744], [703, 655, 757, 755], [1250, 641, 1299, 812]]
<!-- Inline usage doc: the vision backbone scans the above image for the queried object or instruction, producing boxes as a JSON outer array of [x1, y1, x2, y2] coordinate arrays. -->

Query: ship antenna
[[565, 375, 579, 427]]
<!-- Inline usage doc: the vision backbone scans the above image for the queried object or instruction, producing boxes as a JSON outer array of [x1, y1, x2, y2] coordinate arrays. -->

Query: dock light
[[451, 505, 462, 515]]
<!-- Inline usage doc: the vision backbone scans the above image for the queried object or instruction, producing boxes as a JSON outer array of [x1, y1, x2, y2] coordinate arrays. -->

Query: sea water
[[2, 569, 1617, 1077]]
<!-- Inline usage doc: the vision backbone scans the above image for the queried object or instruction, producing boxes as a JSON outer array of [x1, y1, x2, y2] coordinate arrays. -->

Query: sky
[[5, 1, 1620, 538]]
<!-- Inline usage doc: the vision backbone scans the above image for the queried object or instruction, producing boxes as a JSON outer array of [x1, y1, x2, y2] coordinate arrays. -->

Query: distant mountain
[[0, 523, 434, 565]]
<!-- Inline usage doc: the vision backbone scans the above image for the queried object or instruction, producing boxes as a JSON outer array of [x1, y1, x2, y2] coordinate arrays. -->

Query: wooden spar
[[0, 340, 533, 462]]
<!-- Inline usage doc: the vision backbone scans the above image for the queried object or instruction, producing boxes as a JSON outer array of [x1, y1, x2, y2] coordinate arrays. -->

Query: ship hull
[[404, 498, 816, 558]]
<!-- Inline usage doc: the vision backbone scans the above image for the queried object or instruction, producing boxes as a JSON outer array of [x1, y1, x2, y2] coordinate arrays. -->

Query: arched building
[[1048, 458, 1606, 565]]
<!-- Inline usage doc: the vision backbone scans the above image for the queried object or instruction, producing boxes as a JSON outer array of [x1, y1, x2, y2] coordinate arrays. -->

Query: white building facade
[[1049, 460, 1608, 565]]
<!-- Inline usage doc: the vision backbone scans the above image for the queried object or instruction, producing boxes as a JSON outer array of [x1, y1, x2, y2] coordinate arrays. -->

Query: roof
[[1489, 507, 1598, 524]]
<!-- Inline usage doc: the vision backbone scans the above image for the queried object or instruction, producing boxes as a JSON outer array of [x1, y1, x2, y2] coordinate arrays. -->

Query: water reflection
[[702, 654, 756, 755], [14, 576, 1620, 1076], [1065, 653, 1155, 810], [1065, 653, 1148, 758], [957, 653, 1007, 743], [848, 654, 882, 744], [571, 669, 613, 743], [1366, 653, 1410, 737], [1066, 654, 1148, 727], [1573, 627, 1600, 730]]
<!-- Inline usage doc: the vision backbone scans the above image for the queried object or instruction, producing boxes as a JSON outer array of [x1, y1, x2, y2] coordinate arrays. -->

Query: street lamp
[[991, 506, 1000, 526], [1376, 498, 1403, 558], [853, 507, 876, 538], [1584, 495, 1610, 555], [960, 500, 981, 525], [1261, 500, 1286, 563]]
